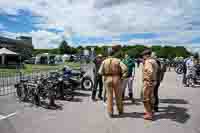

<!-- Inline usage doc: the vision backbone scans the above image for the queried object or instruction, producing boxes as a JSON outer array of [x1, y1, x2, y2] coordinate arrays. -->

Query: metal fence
[[0, 70, 53, 96]]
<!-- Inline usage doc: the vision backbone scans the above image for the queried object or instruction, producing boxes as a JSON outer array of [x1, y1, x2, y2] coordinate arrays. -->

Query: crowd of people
[[91, 48, 167, 120]]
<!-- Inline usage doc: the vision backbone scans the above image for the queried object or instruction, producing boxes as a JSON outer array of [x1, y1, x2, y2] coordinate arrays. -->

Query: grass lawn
[[0, 61, 81, 75]]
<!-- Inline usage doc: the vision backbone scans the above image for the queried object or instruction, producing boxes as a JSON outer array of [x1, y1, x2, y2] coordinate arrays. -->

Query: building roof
[[0, 36, 33, 48], [0, 48, 18, 55]]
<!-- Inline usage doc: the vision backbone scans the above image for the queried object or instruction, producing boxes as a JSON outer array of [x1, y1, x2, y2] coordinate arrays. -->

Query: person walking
[[141, 49, 158, 120], [98, 48, 128, 118], [91, 54, 104, 101], [121, 54, 135, 102]]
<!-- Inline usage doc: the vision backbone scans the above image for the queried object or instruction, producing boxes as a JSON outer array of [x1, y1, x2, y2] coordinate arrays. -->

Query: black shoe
[[98, 96, 103, 100], [91, 97, 97, 101], [184, 84, 189, 87], [129, 93, 133, 99], [154, 107, 159, 112], [119, 111, 124, 115]]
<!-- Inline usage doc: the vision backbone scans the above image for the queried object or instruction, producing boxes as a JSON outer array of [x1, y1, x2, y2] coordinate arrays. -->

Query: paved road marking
[[0, 112, 18, 120]]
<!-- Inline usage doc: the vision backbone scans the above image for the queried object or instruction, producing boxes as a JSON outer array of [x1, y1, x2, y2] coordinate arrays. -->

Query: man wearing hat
[[98, 46, 128, 117], [92, 54, 104, 101], [141, 49, 159, 120]]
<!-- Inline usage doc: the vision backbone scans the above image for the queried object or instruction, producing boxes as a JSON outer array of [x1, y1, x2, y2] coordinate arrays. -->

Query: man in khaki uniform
[[141, 49, 158, 120], [98, 49, 127, 118]]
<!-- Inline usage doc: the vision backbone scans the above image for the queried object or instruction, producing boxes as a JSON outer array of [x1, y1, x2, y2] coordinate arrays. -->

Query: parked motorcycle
[[62, 66, 93, 90], [15, 79, 28, 101], [186, 64, 200, 87]]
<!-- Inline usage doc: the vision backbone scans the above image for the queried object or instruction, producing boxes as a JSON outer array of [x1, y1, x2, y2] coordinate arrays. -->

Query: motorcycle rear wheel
[[81, 77, 93, 90], [16, 84, 25, 101]]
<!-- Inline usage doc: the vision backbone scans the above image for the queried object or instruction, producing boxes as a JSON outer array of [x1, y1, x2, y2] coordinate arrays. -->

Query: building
[[0, 36, 34, 60], [0, 48, 20, 68]]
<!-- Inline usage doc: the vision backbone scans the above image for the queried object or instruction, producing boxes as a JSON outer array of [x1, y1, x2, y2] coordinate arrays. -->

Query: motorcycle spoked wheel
[[81, 77, 93, 90], [33, 89, 41, 106], [177, 68, 184, 74], [61, 83, 74, 101], [16, 84, 25, 101], [175, 65, 184, 74]]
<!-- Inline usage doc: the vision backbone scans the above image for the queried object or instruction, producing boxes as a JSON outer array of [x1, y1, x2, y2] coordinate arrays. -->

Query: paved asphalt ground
[[0, 70, 200, 133]]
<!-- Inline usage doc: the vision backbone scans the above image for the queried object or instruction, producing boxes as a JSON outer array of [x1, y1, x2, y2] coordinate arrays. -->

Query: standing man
[[141, 49, 158, 120], [92, 54, 104, 101], [98, 48, 128, 118], [151, 53, 166, 112], [122, 54, 135, 102]]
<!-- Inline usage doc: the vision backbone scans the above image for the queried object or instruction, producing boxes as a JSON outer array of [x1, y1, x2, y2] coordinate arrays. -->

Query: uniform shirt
[[98, 57, 128, 78], [122, 56, 135, 77], [143, 58, 159, 82]]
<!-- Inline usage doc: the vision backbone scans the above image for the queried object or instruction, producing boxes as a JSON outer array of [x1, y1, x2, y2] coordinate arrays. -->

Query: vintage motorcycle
[[62, 66, 93, 90], [186, 64, 200, 87]]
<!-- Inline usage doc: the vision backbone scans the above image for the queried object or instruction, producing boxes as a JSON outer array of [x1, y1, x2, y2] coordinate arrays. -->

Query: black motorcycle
[[15, 78, 41, 105], [62, 67, 93, 90]]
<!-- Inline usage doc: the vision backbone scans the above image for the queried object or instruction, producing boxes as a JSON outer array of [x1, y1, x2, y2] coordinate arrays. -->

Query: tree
[[59, 40, 72, 54], [194, 52, 199, 59], [113, 50, 124, 59]]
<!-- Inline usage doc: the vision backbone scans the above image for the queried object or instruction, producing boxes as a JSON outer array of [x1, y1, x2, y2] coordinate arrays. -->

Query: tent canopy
[[0, 48, 18, 55]]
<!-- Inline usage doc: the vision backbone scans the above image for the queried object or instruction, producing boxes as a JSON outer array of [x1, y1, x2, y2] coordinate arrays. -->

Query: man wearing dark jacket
[[91, 54, 104, 101]]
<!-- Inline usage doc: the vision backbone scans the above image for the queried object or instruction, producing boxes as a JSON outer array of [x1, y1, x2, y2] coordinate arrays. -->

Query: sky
[[0, 0, 199, 52]]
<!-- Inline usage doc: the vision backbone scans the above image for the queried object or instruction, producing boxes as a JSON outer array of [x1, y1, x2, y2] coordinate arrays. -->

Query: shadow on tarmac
[[159, 99, 189, 104], [112, 99, 190, 124], [123, 98, 188, 106], [112, 105, 190, 124], [73, 91, 91, 97], [154, 105, 190, 124]]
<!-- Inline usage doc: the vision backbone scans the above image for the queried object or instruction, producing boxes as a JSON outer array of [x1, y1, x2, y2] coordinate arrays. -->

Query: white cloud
[[0, 0, 199, 46], [28, 30, 64, 49], [186, 46, 200, 54], [0, 23, 5, 29], [0, 30, 65, 49]]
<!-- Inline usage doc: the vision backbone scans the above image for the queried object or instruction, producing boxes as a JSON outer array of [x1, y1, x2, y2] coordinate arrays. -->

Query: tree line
[[33, 40, 197, 59]]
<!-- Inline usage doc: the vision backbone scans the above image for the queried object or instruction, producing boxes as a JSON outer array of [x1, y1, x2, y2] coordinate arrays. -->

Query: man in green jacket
[[122, 54, 135, 101]]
